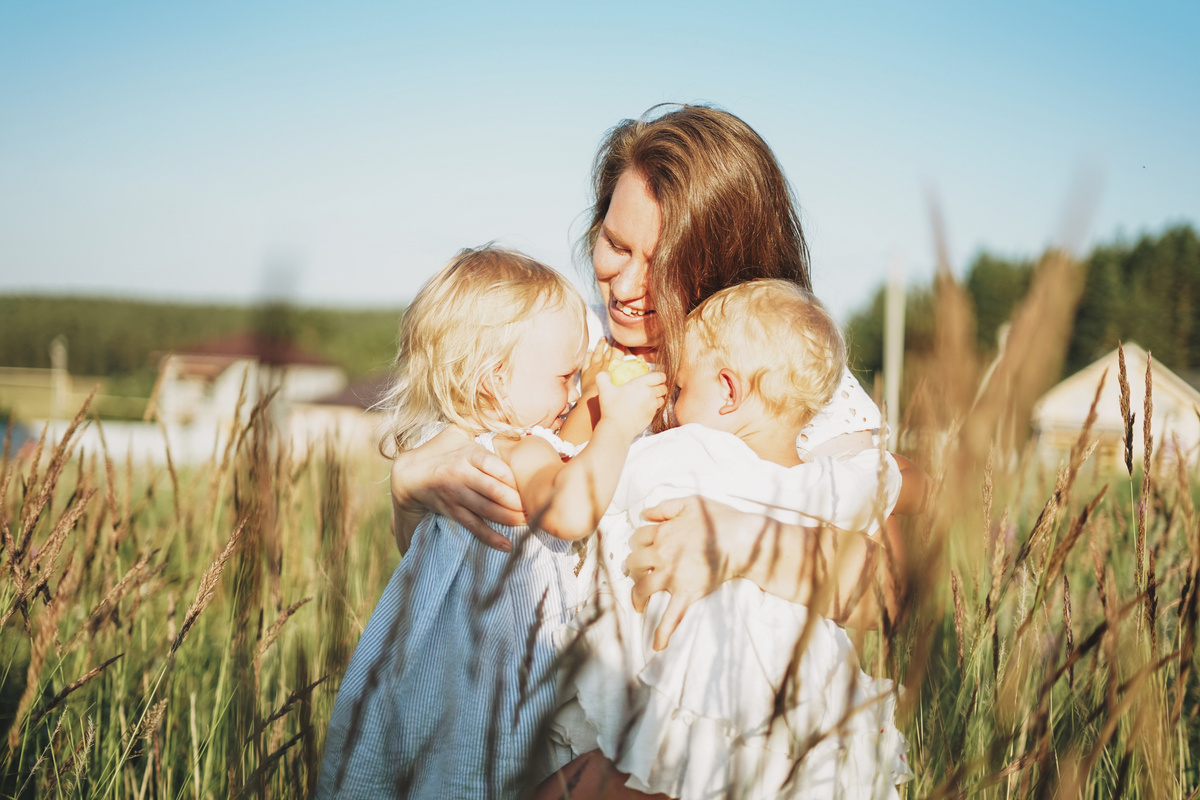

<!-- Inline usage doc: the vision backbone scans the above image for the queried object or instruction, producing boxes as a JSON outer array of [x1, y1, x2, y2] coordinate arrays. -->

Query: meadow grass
[[2, 246, 1199, 798], [1, 390, 397, 799]]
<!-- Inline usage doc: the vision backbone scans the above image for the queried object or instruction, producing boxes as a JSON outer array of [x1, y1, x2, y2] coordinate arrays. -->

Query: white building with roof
[[1032, 343, 1200, 472], [154, 332, 347, 430], [288, 373, 391, 458]]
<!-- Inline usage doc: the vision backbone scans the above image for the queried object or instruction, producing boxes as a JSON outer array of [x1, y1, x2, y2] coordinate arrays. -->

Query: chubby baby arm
[[505, 370, 667, 541], [558, 341, 614, 446]]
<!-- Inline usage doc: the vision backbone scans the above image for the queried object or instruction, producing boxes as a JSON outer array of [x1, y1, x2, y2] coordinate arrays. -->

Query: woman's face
[[593, 169, 663, 357]]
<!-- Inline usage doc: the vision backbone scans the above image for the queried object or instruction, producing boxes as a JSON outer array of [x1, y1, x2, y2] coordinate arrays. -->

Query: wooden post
[[883, 255, 905, 449]]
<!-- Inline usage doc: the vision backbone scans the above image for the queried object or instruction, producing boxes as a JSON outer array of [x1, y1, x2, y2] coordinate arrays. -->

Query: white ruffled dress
[[553, 424, 912, 800]]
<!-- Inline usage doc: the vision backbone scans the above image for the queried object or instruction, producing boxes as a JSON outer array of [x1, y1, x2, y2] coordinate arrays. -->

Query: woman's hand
[[389, 425, 524, 553], [625, 496, 748, 651]]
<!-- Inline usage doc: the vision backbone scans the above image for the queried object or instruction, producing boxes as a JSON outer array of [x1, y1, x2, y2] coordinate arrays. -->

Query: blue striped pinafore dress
[[315, 430, 581, 799]]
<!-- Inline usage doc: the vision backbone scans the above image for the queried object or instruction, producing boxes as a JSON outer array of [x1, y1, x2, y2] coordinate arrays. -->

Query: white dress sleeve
[[797, 368, 881, 457]]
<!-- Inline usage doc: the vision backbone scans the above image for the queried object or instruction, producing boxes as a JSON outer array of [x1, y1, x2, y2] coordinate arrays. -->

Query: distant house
[[1032, 343, 1200, 471], [288, 373, 392, 457], [155, 333, 347, 430]]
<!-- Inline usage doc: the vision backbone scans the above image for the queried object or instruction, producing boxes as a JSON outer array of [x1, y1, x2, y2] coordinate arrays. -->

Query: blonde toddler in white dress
[[554, 280, 913, 799]]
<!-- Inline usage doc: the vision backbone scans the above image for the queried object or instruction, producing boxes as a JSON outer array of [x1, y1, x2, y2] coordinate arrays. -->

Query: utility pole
[[883, 254, 905, 448], [50, 335, 69, 419]]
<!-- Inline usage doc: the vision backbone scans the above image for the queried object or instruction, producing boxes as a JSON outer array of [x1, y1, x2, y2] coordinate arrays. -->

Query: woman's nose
[[610, 258, 649, 301]]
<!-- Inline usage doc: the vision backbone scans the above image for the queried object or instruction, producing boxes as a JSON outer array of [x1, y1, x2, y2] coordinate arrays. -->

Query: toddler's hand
[[595, 369, 667, 440]]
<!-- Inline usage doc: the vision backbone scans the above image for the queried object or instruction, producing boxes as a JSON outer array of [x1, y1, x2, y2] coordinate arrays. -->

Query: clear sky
[[1, 1, 1196, 322]]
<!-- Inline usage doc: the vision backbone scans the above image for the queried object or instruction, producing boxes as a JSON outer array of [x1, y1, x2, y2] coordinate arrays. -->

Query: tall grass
[[880, 242, 1200, 797], [1, 384, 396, 798], [3, 244, 1199, 798]]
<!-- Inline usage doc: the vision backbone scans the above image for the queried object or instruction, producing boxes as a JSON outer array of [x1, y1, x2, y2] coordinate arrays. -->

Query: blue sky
[[1, 1, 1196, 322]]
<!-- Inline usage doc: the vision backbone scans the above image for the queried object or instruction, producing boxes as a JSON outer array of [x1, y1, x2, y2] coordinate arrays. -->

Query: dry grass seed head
[[967, 248, 1085, 468], [1174, 432, 1196, 534], [982, 442, 994, 552], [1137, 352, 1155, 592], [1146, 544, 1159, 656], [172, 517, 246, 655], [951, 569, 966, 668], [1064, 574, 1075, 689], [1043, 486, 1108, 597], [66, 548, 160, 650], [256, 596, 313, 669], [18, 392, 94, 557], [15, 711, 65, 797], [1117, 342, 1134, 476]]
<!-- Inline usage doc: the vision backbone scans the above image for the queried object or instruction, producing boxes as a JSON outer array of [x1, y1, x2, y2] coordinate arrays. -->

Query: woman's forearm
[[629, 498, 903, 647], [728, 514, 889, 626], [391, 495, 425, 556]]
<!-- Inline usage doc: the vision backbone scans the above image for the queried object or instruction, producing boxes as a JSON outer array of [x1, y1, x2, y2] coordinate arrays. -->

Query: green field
[[3, 247, 1199, 797]]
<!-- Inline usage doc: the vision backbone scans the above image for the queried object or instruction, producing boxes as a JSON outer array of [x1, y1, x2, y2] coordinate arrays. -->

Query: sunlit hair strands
[[585, 104, 812, 408], [378, 245, 586, 456]]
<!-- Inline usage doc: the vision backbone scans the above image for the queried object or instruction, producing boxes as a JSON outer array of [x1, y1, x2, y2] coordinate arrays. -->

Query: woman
[[389, 104, 911, 796]]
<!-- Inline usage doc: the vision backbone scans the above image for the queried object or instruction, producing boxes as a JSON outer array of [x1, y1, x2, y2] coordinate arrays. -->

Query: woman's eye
[[605, 234, 630, 256]]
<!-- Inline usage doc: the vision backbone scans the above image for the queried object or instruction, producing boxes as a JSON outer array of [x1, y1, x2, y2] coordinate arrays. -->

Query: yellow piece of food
[[608, 356, 650, 386]]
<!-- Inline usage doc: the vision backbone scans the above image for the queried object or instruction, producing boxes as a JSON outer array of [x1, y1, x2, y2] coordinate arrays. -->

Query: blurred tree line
[[846, 223, 1200, 385], [0, 296, 403, 396]]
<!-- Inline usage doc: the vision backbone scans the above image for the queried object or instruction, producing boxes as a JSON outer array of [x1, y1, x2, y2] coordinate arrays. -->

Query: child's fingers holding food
[[624, 371, 668, 429], [595, 370, 664, 434]]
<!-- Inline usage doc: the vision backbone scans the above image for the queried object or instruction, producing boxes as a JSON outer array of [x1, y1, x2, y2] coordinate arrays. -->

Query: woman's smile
[[611, 296, 653, 320]]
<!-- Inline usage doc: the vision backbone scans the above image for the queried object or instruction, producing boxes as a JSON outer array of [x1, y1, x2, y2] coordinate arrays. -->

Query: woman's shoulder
[[798, 368, 880, 456]]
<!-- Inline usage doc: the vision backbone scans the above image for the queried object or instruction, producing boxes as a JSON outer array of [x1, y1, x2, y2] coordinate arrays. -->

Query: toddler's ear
[[718, 368, 743, 415]]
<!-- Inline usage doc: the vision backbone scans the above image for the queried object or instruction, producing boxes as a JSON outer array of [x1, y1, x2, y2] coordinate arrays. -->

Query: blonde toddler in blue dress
[[315, 246, 667, 798]]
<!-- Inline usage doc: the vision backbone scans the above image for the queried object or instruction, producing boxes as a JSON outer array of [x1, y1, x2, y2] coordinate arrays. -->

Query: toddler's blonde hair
[[379, 245, 586, 457], [684, 279, 845, 429]]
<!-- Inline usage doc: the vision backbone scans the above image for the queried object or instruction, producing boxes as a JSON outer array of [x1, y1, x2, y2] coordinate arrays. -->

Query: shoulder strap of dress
[[475, 431, 500, 454], [524, 426, 587, 459]]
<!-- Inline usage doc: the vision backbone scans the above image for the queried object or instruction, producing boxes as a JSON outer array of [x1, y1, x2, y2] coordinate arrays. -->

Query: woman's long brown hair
[[585, 103, 811, 425]]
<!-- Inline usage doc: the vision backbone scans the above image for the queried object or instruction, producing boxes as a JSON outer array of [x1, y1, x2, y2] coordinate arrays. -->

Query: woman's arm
[[892, 454, 930, 515], [625, 496, 903, 649], [389, 425, 526, 554]]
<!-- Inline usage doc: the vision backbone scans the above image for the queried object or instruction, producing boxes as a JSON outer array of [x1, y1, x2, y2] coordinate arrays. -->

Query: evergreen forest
[[846, 223, 1200, 386]]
